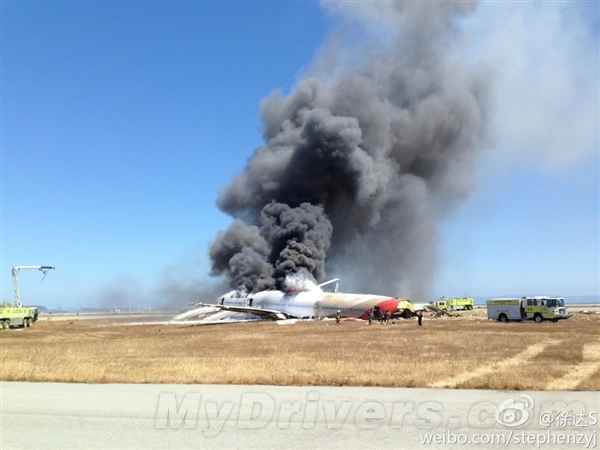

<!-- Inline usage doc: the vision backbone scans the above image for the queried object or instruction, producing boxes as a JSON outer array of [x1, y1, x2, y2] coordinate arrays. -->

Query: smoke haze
[[209, 1, 491, 300]]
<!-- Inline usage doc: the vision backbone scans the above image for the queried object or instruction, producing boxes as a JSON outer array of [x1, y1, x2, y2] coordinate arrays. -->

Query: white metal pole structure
[[318, 278, 340, 293], [12, 266, 55, 307]]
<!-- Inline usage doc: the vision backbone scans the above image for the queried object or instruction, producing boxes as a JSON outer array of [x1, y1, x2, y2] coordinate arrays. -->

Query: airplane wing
[[187, 303, 291, 321], [169, 306, 260, 324], [412, 303, 431, 311]]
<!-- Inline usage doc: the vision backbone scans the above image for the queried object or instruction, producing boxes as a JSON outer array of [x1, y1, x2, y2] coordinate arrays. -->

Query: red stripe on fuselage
[[358, 298, 400, 319]]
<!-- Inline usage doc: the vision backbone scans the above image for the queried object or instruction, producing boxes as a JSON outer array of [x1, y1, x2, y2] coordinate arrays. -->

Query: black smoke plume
[[209, 2, 490, 299]]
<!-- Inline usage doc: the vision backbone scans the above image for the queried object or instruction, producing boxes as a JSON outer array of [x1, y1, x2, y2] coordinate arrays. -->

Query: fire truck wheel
[[0, 321, 4, 330], [534, 314, 543, 323], [498, 314, 508, 323]]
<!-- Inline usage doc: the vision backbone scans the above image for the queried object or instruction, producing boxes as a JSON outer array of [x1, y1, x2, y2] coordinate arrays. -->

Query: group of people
[[334, 309, 424, 326], [367, 310, 392, 325]]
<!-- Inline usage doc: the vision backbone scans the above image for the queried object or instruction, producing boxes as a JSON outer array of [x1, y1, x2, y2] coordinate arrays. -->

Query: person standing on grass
[[335, 310, 341, 325], [417, 310, 423, 326], [384, 311, 391, 325], [368, 310, 373, 326]]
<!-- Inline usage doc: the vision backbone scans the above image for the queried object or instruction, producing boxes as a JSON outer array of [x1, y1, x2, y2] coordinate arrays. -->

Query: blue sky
[[2, 1, 598, 309]]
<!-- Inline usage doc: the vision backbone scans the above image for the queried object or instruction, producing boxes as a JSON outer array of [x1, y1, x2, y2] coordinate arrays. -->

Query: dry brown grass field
[[1, 311, 599, 390]]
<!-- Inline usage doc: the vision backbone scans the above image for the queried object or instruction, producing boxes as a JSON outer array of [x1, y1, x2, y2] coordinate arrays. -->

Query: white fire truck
[[486, 297, 571, 323]]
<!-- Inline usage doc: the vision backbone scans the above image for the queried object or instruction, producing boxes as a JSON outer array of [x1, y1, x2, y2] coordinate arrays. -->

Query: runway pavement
[[38, 310, 180, 323], [1, 382, 597, 449]]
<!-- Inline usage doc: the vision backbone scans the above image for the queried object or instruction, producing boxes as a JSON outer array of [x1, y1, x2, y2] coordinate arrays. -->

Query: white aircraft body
[[172, 279, 422, 324]]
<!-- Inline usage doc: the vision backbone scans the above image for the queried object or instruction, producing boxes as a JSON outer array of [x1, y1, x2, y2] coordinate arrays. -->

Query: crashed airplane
[[172, 279, 425, 324]]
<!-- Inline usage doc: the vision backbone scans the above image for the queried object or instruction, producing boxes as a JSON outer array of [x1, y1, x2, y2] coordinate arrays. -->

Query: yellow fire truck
[[0, 303, 39, 329], [431, 297, 474, 311]]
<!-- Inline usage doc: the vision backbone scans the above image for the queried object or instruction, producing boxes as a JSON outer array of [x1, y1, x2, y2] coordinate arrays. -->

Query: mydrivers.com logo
[[495, 394, 535, 428]]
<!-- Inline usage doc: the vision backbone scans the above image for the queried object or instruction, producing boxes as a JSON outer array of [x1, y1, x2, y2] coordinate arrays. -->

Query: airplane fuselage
[[218, 289, 403, 320]]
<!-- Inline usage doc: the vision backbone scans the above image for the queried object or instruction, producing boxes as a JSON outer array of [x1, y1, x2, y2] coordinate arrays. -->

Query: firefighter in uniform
[[335, 310, 341, 325]]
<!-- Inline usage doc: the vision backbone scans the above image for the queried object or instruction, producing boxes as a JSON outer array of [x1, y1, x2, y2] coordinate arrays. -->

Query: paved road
[[1, 382, 597, 449]]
